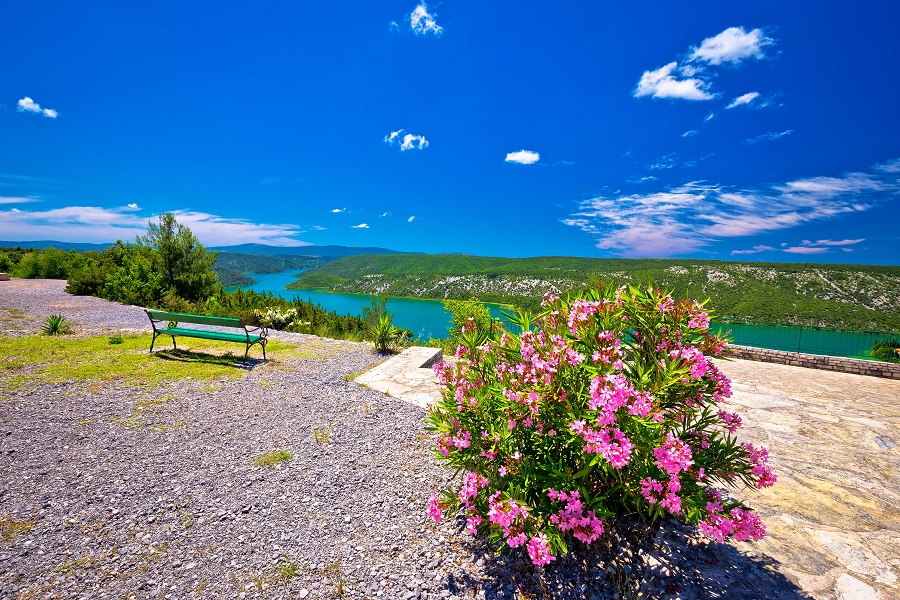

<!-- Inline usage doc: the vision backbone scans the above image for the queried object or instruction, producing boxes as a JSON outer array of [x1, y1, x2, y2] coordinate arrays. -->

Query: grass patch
[[0, 516, 35, 543], [0, 333, 304, 396], [274, 558, 301, 583], [253, 449, 293, 467], [313, 426, 333, 444]]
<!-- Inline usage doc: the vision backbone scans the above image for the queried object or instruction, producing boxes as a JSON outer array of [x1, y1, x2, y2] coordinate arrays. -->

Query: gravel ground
[[0, 279, 657, 599], [1, 279, 802, 600]]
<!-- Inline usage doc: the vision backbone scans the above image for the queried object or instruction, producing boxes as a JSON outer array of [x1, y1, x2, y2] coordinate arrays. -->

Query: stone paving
[[359, 348, 900, 599]]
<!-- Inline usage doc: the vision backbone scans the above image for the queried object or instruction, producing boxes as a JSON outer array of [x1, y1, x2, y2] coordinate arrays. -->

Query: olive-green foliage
[[0, 246, 84, 279], [140, 213, 220, 302], [213, 252, 324, 286], [293, 254, 900, 331]]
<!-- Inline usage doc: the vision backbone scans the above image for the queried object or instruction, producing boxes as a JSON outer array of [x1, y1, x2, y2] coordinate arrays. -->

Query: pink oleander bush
[[426, 284, 776, 566]]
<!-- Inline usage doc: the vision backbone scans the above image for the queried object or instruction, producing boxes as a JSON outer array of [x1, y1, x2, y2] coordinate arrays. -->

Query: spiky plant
[[41, 314, 71, 336]]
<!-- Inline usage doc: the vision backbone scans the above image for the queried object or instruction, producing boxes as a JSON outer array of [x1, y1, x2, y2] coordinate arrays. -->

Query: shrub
[[870, 338, 900, 363], [251, 307, 299, 330], [41, 314, 71, 336], [426, 284, 775, 566], [368, 313, 402, 353]]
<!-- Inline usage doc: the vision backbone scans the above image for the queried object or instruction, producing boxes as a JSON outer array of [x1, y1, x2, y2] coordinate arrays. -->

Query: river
[[224, 269, 508, 340]]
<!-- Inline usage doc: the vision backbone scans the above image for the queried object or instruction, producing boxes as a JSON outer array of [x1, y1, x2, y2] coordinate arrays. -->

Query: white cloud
[[633, 62, 714, 101], [410, 2, 442, 36], [505, 150, 540, 165], [407, 216, 415, 222], [627, 176, 657, 184], [380, 212, 389, 217], [0, 196, 38, 205], [681, 130, 698, 138], [783, 246, 829, 254], [331, 208, 345, 213], [815, 238, 864, 246], [384, 129, 428, 151], [745, 129, 793, 144], [731, 245, 776, 255], [17, 97, 59, 118], [0, 206, 312, 246], [561, 161, 900, 257], [689, 27, 774, 65], [352, 223, 370, 229], [400, 133, 428, 151], [726, 92, 760, 109], [705, 112, 715, 122], [126, 203, 139, 210], [312, 225, 327, 231]]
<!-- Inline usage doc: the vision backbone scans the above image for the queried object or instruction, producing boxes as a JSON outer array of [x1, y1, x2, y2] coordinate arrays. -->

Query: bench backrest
[[146, 309, 243, 328]]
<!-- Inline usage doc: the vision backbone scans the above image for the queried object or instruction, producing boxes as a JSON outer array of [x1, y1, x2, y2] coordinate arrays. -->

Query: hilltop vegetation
[[288, 255, 900, 331]]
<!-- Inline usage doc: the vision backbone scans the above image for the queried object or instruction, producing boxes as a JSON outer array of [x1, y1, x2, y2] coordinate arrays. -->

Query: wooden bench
[[145, 309, 268, 360]]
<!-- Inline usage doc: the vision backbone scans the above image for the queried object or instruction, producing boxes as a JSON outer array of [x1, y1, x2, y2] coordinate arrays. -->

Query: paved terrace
[[361, 348, 900, 600]]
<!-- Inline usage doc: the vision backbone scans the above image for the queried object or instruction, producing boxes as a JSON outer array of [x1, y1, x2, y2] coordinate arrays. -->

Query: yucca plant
[[369, 313, 401, 353], [41, 314, 71, 336]]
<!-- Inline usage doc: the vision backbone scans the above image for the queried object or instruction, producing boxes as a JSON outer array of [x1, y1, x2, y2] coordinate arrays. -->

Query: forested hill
[[288, 255, 900, 331]]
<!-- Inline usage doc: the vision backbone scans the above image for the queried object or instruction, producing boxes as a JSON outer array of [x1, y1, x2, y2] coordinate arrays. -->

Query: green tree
[[139, 213, 220, 301]]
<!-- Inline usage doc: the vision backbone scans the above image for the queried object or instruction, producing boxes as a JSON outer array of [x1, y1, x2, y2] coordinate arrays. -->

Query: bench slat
[[146, 310, 242, 328], [163, 327, 260, 343]]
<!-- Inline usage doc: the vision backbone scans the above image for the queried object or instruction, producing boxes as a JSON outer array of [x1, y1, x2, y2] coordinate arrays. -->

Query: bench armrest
[[245, 324, 268, 338]]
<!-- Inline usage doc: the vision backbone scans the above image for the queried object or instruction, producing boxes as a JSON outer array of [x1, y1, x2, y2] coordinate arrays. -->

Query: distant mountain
[[210, 243, 415, 258], [0, 240, 111, 252], [1, 240, 414, 258]]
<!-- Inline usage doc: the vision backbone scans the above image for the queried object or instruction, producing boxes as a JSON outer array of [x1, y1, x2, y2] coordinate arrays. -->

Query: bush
[[870, 338, 900, 363], [368, 313, 402, 353], [41, 314, 71, 336], [426, 285, 775, 566]]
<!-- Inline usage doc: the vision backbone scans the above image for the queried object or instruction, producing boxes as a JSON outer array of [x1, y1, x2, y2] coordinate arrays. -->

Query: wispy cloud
[[705, 112, 715, 122], [815, 238, 864, 246], [649, 153, 677, 170], [744, 130, 793, 144], [634, 62, 713, 101], [783, 246, 829, 254], [407, 216, 415, 222], [410, 2, 442, 36], [125, 203, 139, 210], [875, 158, 900, 173], [0, 196, 38, 205], [384, 129, 429, 151], [0, 207, 311, 246], [725, 91, 760, 109], [331, 208, 345, 213], [627, 176, 658, 184], [17, 97, 58, 118], [682, 130, 698, 138], [352, 223, 370, 229], [380, 212, 389, 217], [730, 245, 776, 255], [505, 150, 541, 165], [312, 225, 327, 231], [562, 161, 899, 257], [689, 27, 774, 66]]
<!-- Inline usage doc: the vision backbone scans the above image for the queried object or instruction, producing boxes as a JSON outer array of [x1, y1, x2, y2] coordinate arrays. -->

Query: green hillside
[[288, 255, 900, 331]]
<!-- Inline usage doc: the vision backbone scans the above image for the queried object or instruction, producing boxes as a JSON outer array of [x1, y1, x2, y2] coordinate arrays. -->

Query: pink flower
[[718, 410, 742, 432], [527, 533, 556, 566], [743, 443, 777, 488], [654, 434, 694, 476], [427, 494, 443, 523], [466, 514, 482, 535]]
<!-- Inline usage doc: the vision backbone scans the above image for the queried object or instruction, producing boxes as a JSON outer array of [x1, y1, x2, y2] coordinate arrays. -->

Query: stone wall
[[723, 345, 900, 380]]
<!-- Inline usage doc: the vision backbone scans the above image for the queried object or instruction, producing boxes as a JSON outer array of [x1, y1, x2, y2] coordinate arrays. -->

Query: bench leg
[[262, 340, 267, 361], [150, 332, 158, 353], [171, 336, 177, 351]]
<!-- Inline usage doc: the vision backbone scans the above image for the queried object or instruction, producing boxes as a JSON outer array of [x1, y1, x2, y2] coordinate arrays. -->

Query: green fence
[[711, 320, 899, 361]]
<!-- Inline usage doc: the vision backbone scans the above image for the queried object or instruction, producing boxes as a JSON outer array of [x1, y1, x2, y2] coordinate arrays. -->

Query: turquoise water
[[228, 271, 897, 356], [225, 270, 508, 340]]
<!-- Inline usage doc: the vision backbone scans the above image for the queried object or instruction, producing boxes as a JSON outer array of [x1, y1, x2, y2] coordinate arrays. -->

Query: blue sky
[[2, 1, 899, 264]]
